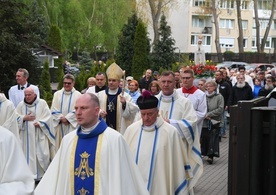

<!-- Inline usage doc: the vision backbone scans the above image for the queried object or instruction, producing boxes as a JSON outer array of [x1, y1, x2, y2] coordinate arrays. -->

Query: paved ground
[[194, 130, 229, 195]]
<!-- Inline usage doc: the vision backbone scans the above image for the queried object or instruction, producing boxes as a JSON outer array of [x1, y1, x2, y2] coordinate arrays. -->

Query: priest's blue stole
[[73, 120, 107, 195]]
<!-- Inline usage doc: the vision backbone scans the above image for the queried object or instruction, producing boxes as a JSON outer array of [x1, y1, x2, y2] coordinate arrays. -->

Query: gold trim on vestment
[[70, 135, 78, 194], [116, 95, 120, 131], [94, 133, 104, 195]]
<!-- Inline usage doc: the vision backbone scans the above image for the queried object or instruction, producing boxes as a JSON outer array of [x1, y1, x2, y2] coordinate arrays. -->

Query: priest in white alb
[[124, 90, 189, 195], [157, 71, 203, 193], [51, 74, 81, 150], [176, 68, 207, 135], [0, 126, 34, 194], [0, 93, 20, 140], [35, 93, 149, 195], [98, 63, 139, 134], [16, 87, 55, 182]]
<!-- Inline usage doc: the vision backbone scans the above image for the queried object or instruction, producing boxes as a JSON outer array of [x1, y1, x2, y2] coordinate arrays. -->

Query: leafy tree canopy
[[0, 0, 47, 95]]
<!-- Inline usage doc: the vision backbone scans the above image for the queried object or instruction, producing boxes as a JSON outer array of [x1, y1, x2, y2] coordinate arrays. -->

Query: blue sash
[[74, 119, 107, 195]]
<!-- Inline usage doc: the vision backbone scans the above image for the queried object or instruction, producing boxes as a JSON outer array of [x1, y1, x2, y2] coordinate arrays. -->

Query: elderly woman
[[149, 80, 161, 95], [127, 79, 141, 104], [81, 77, 96, 94], [201, 80, 224, 164]]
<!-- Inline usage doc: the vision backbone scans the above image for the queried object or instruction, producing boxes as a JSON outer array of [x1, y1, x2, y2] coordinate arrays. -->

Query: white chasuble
[[124, 116, 189, 195], [16, 97, 55, 180], [156, 90, 203, 192], [35, 120, 149, 195], [51, 87, 81, 150], [0, 126, 34, 194], [0, 93, 20, 140]]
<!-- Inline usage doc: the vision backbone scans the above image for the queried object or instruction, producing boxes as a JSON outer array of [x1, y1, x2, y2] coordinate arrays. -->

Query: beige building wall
[[137, 0, 276, 54]]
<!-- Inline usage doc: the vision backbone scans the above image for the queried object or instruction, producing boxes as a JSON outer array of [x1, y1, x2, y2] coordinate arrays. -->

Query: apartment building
[[141, 0, 276, 54]]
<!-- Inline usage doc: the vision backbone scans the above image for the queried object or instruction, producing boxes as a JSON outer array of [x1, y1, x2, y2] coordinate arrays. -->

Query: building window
[[252, 37, 271, 48], [241, 1, 249, 9], [219, 0, 234, 9], [258, 0, 271, 10], [260, 19, 269, 29], [193, 0, 210, 7], [252, 37, 256, 48], [242, 20, 248, 29], [219, 37, 234, 48], [219, 19, 234, 29], [191, 35, 211, 46], [243, 38, 248, 48], [204, 36, 211, 45], [192, 16, 204, 27], [261, 37, 271, 48], [191, 35, 197, 45]]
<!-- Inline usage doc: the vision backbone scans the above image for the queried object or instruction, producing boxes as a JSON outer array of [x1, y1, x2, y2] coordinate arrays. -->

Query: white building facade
[[138, 0, 276, 54]]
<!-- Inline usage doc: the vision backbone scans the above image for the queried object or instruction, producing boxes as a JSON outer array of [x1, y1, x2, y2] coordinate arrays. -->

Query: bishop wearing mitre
[[97, 63, 139, 134]]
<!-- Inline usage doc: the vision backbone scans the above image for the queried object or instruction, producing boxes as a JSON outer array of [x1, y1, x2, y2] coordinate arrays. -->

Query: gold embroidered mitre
[[106, 63, 124, 80]]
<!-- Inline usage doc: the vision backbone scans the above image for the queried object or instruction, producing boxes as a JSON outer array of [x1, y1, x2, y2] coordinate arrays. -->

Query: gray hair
[[63, 74, 75, 82], [18, 68, 29, 78]]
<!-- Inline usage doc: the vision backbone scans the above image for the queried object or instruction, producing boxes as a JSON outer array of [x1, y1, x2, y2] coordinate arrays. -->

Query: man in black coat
[[230, 73, 253, 106], [258, 76, 275, 97]]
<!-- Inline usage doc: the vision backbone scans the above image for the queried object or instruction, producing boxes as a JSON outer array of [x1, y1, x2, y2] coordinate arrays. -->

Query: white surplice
[[16, 97, 55, 180], [0, 93, 20, 140], [34, 126, 149, 195], [176, 88, 207, 135], [124, 116, 189, 195], [0, 126, 34, 195], [97, 89, 139, 134], [51, 87, 81, 150], [8, 83, 40, 107], [156, 90, 203, 192]]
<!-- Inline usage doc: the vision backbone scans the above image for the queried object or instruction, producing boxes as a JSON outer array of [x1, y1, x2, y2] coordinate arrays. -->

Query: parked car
[[248, 63, 275, 72], [216, 61, 248, 70]]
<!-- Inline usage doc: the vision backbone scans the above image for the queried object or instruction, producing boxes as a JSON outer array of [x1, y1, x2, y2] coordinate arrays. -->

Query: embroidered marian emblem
[[108, 101, 115, 112], [77, 187, 89, 195], [74, 151, 94, 180]]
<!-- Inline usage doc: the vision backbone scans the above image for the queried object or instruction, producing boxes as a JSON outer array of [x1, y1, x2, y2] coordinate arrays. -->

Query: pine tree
[[132, 19, 149, 80], [39, 60, 53, 106], [151, 14, 176, 71], [47, 24, 63, 82], [116, 13, 139, 76]]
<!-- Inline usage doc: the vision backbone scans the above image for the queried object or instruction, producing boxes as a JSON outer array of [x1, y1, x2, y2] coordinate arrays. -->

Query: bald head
[[24, 87, 37, 103], [75, 93, 100, 128]]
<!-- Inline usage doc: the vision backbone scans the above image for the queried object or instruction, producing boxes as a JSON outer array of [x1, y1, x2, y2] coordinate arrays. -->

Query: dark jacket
[[216, 79, 232, 108], [230, 82, 253, 105], [258, 85, 275, 97], [139, 77, 153, 91]]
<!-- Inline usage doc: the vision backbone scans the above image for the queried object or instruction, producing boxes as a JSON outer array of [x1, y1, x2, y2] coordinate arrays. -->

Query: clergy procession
[[1, 63, 275, 195]]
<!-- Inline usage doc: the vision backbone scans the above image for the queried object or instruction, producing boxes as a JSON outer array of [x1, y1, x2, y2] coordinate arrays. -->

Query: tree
[[132, 19, 149, 80], [211, 0, 222, 61], [260, 0, 276, 52], [0, 0, 45, 95], [151, 14, 175, 71], [116, 13, 139, 76], [136, 0, 177, 46], [236, 0, 244, 53], [39, 60, 53, 106], [252, 0, 275, 53], [47, 24, 63, 82]]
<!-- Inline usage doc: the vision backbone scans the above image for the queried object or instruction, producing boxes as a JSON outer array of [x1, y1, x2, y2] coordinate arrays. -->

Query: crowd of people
[[0, 63, 275, 194]]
